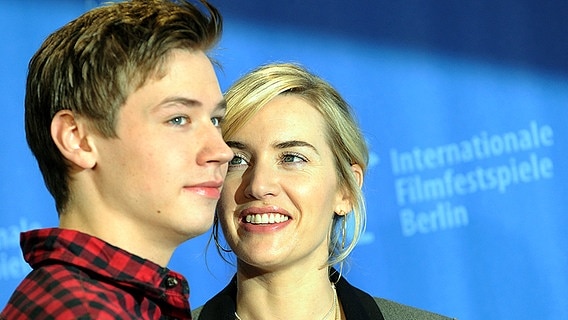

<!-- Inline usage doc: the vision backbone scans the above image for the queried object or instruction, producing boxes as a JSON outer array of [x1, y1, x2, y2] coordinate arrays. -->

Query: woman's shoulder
[[191, 306, 203, 319], [374, 297, 456, 320], [192, 297, 455, 320]]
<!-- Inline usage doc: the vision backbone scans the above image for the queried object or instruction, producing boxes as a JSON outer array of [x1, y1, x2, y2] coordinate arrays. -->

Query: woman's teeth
[[245, 213, 289, 224]]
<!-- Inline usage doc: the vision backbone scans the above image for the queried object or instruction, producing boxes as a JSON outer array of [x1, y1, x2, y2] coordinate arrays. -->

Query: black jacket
[[192, 269, 455, 320]]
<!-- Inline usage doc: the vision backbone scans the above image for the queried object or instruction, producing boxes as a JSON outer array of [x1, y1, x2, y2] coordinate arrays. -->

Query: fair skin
[[50, 49, 233, 267], [218, 94, 361, 320]]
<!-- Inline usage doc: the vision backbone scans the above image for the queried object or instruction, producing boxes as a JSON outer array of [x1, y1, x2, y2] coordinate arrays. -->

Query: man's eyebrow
[[156, 96, 226, 112], [159, 96, 201, 108], [215, 99, 227, 113]]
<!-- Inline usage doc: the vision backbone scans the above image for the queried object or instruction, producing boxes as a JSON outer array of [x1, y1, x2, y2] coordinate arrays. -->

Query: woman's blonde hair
[[222, 62, 369, 266]]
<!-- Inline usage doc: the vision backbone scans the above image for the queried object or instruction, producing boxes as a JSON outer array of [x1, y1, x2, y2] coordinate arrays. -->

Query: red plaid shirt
[[1, 228, 192, 319]]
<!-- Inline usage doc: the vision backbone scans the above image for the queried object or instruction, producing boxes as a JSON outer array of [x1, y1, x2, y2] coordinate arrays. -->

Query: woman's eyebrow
[[226, 140, 319, 155], [274, 140, 319, 155], [226, 140, 247, 150]]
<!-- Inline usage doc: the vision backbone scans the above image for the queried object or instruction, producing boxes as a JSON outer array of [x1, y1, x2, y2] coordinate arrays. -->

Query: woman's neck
[[235, 265, 339, 320]]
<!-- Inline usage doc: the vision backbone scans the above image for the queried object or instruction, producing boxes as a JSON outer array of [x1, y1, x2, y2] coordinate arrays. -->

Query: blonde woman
[[193, 63, 455, 320]]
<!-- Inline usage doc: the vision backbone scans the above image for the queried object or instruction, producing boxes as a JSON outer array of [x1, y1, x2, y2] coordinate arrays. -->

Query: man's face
[[91, 50, 232, 247]]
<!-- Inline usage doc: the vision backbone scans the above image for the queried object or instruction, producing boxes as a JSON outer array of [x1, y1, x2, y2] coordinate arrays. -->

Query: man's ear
[[335, 163, 364, 215], [50, 110, 96, 169]]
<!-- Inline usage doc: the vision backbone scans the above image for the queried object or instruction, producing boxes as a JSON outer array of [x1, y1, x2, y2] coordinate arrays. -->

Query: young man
[[1, 1, 232, 319]]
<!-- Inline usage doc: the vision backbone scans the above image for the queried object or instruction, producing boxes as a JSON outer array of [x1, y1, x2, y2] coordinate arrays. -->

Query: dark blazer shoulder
[[192, 276, 237, 320], [193, 271, 457, 320], [375, 297, 456, 320], [191, 306, 203, 319], [192, 294, 457, 320]]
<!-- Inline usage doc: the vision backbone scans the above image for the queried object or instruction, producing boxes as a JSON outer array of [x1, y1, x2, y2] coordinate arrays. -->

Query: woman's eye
[[168, 116, 188, 126], [281, 153, 307, 163], [228, 154, 249, 169], [229, 156, 243, 165]]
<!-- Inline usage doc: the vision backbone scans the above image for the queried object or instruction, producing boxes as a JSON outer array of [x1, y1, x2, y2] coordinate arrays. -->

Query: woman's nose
[[243, 162, 280, 200]]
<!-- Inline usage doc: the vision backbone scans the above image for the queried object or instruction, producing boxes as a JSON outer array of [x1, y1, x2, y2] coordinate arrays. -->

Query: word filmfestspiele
[[395, 152, 553, 206], [388, 121, 555, 237]]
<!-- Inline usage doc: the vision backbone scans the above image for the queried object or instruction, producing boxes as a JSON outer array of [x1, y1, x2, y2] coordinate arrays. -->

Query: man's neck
[[59, 211, 175, 267]]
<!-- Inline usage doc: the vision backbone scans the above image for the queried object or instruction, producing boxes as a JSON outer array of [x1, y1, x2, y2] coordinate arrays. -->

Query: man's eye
[[169, 116, 188, 126], [211, 117, 222, 127]]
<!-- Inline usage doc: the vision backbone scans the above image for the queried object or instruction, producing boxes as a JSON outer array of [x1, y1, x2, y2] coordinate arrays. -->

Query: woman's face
[[218, 94, 350, 272]]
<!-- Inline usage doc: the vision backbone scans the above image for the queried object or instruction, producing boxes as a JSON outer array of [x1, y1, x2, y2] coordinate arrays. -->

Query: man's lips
[[184, 181, 223, 199]]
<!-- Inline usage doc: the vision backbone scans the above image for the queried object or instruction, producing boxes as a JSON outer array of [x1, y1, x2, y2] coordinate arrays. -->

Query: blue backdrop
[[1, 1, 567, 319]]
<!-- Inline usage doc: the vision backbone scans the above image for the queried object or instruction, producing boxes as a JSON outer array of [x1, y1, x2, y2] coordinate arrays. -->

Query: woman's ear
[[50, 110, 97, 169], [351, 163, 364, 188], [335, 164, 364, 215]]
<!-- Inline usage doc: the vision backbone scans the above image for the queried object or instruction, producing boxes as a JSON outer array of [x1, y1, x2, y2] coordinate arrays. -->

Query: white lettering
[[0, 218, 42, 250], [400, 202, 469, 237], [0, 252, 30, 280], [390, 121, 554, 175]]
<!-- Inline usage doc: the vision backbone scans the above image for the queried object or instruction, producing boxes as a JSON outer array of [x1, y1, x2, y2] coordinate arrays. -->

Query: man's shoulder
[[20, 261, 95, 288], [374, 297, 456, 320], [2, 265, 122, 319]]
